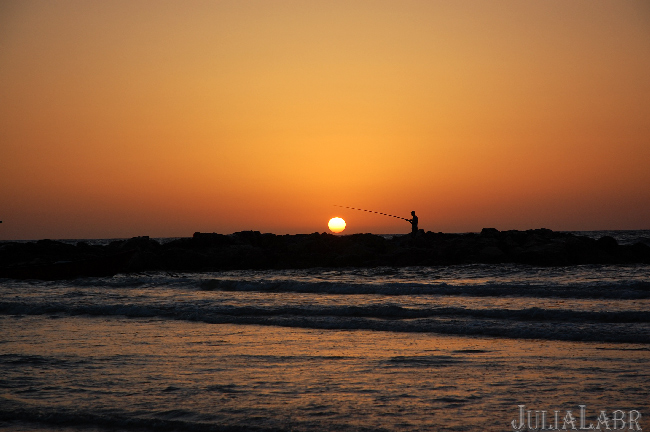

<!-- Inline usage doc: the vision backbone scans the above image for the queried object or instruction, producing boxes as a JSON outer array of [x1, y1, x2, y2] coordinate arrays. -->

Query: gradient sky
[[1, 0, 649, 239]]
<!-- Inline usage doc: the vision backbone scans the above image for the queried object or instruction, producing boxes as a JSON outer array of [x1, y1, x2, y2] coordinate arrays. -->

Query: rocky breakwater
[[1, 229, 649, 280]]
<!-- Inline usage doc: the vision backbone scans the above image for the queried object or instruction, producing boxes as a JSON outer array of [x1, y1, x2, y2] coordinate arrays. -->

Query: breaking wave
[[1, 300, 648, 343], [198, 278, 650, 299]]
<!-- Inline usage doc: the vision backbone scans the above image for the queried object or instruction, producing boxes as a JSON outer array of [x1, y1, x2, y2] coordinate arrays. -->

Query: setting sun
[[0, 1, 648, 240], [328, 217, 346, 233]]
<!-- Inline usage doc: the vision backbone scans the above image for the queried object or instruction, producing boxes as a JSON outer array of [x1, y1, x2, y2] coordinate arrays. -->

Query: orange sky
[[1, 0, 649, 239]]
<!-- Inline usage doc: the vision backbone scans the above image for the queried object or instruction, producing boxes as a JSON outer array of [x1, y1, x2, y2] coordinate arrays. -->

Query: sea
[[1, 230, 649, 432]]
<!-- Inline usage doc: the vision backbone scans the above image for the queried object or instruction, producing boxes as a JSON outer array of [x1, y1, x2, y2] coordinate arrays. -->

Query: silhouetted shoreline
[[1, 228, 649, 280]]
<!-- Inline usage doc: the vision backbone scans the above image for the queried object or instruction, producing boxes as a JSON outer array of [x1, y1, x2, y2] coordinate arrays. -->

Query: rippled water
[[1, 263, 649, 431]]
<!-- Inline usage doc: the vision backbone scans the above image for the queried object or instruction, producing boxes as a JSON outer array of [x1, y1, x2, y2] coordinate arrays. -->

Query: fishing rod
[[334, 205, 410, 221]]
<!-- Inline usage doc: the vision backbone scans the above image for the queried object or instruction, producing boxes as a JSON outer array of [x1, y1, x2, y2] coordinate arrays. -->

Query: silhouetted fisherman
[[334, 205, 419, 236], [408, 211, 418, 237]]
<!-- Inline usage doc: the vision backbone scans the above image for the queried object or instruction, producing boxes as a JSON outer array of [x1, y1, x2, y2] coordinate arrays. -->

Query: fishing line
[[334, 205, 409, 221]]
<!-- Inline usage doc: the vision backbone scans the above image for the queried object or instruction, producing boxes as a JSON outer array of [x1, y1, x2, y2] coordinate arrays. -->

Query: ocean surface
[[1, 230, 649, 431]]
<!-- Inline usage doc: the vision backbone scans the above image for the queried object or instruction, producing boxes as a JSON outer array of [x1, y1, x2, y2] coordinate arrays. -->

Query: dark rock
[[596, 236, 618, 252], [622, 243, 650, 263], [232, 231, 263, 246], [516, 243, 570, 266], [161, 248, 210, 271], [120, 236, 160, 251], [192, 232, 233, 247], [125, 250, 161, 272], [478, 246, 506, 262], [2, 229, 649, 279], [480, 228, 500, 236]]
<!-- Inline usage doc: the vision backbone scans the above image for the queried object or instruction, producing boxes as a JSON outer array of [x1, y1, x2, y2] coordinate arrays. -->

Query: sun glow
[[328, 217, 346, 233], [0, 2, 648, 240]]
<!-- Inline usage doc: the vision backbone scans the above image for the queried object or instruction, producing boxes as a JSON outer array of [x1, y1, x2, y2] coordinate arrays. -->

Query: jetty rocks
[[1, 229, 649, 280]]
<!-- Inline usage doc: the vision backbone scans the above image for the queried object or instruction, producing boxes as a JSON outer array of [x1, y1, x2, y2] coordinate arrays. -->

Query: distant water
[[1, 230, 649, 431], [564, 229, 650, 246]]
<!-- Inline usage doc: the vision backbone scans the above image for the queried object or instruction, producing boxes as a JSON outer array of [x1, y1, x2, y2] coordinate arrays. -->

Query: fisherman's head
[[411, 211, 415, 216]]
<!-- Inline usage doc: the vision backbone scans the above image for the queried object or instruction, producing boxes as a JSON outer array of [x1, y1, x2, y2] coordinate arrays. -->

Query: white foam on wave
[[1, 300, 648, 343], [198, 277, 650, 299]]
